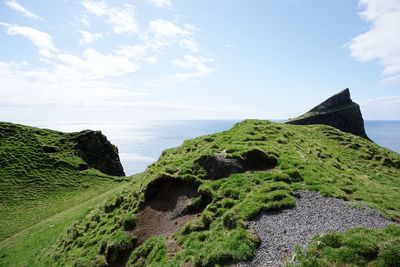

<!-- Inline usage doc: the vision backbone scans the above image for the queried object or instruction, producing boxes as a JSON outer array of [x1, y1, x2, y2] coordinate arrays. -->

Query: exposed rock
[[196, 154, 246, 179], [42, 145, 58, 153], [78, 163, 89, 171], [286, 89, 370, 140], [242, 149, 278, 170], [196, 149, 278, 179], [73, 130, 125, 176]]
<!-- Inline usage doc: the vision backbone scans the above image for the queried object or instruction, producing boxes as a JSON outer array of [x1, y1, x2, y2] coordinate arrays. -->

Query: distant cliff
[[286, 89, 370, 140], [72, 130, 125, 176]]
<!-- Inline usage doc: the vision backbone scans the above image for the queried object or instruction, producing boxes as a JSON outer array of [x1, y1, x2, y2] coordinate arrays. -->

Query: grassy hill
[[0, 122, 129, 241], [25, 120, 399, 266], [0, 180, 133, 267]]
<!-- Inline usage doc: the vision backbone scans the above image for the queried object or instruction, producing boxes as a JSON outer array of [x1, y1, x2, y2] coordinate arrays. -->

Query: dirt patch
[[131, 176, 210, 245], [196, 149, 278, 179], [166, 238, 182, 258], [242, 149, 278, 170]]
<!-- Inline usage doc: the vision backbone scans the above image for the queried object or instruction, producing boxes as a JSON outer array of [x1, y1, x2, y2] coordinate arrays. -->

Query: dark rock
[[42, 145, 58, 153], [195, 154, 246, 179], [286, 89, 370, 140], [242, 149, 278, 170], [383, 158, 400, 169], [73, 130, 125, 176], [78, 163, 89, 171], [196, 149, 278, 179]]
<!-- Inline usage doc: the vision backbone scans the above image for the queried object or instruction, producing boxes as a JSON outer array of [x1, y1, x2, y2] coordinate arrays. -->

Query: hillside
[[30, 119, 400, 266], [0, 122, 129, 240]]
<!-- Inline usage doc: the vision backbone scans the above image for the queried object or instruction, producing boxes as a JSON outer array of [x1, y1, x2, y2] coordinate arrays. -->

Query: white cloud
[[149, 19, 191, 37], [116, 19, 200, 63], [145, 19, 199, 52], [0, 22, 143, 108], [56, 49, 139, 79], [0, 23, 57, 57], [0, 60, 145, 108], [167, 54, 216, 82], [359, 95, 400, 119], [179, 38, 199, 52], [1, 18, 207, 83], [147, 0, 172, 9], [5, 0, 42, 20], [79, 30, 104, 44], [0, 1, 215, 119], [349, 0, 400, 82], [82, 0, 139, 34]]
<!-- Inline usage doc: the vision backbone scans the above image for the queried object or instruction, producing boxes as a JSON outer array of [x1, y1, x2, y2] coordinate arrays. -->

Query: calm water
[[29, 120, 400, 175]]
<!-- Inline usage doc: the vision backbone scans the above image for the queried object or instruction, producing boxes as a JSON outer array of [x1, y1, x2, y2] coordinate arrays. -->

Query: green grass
[[295, 224, 400, 267], [32, 120, 399, 266], [0, 122, 130, 240], [0, 180, 133, 267]]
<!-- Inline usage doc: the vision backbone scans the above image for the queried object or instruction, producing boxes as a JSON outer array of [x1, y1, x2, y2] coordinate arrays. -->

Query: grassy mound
[[295, 225, 400, 267], [0, 122, 129, 241], [36, 120, 399, 266]]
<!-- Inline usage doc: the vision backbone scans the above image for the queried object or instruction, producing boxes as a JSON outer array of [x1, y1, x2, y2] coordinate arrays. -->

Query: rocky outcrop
[[73, 130, 125, 176], [286, 89, 370, 140]]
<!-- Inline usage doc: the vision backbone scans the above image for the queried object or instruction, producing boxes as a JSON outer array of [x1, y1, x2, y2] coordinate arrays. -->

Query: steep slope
[[38, 120, 400, 267], [286, 89, 370, 139], [0, 122, 127, 240]]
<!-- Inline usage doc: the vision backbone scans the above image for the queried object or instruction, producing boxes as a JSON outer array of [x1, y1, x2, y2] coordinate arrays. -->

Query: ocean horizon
[[13, 119, 400, 175]]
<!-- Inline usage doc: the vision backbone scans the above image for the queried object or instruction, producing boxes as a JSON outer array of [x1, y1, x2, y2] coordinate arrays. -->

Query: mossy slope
[[0, 122, 128, 240], [39, 120, 400, 267]]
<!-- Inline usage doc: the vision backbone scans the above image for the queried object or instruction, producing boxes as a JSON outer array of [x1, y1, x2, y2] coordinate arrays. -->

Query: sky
[[0, 0, 399, 122]]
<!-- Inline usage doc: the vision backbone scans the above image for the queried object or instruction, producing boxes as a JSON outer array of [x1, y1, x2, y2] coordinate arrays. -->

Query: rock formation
[[73, 130, 125, 176], [286, 88, 370, 140]]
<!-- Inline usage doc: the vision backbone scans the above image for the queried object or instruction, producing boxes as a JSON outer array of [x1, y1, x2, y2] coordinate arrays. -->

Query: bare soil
[[166, 238, 182, 258], [131, 178, 204, 245]]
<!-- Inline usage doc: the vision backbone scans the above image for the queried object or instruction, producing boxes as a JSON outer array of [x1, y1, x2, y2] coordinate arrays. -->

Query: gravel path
[[238, 190, 393, 267]]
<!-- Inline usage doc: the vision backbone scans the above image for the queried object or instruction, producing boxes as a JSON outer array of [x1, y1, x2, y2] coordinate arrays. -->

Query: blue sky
[[0, 0, 399, 122]]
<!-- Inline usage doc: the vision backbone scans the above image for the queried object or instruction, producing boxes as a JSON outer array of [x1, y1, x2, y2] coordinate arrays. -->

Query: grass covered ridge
[[0, 122, 129, 240], [37, 119, 400, 266]]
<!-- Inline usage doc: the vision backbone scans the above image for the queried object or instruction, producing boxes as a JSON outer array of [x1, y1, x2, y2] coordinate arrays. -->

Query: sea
[[26, 120, 400, 175]]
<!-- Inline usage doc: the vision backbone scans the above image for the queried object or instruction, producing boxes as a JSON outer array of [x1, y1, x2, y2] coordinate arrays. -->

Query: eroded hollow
[[131, 175, 211, 245], [196, 149, 278, 179], [242, 149, 278, 170]]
